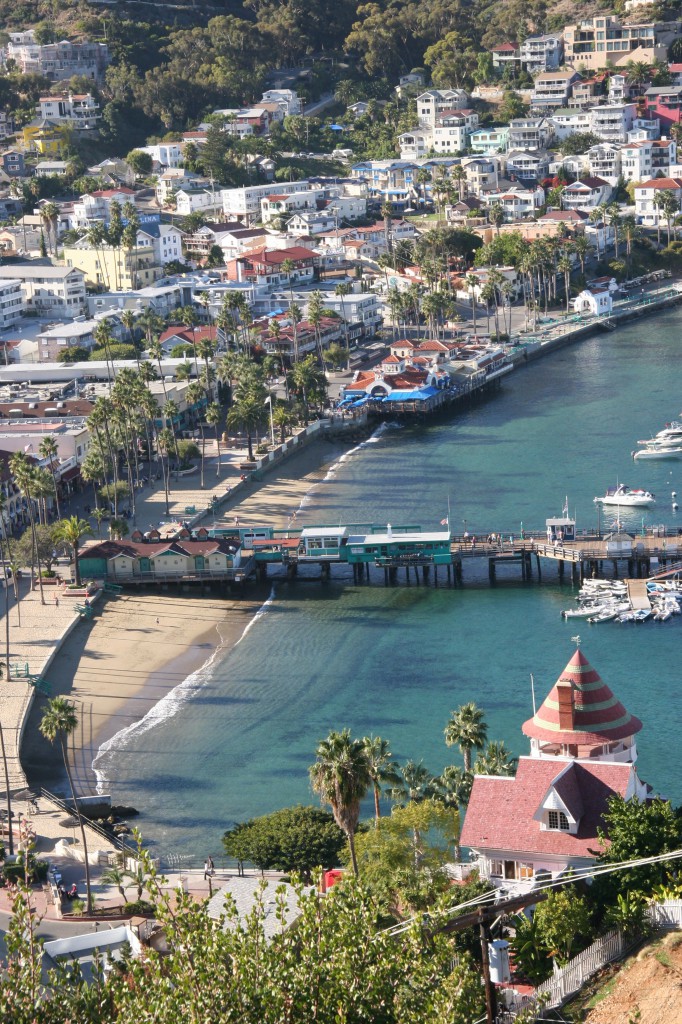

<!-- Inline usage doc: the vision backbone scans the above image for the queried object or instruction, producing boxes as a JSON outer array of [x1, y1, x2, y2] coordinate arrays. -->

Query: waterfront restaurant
[[345, 528, 452, 566]]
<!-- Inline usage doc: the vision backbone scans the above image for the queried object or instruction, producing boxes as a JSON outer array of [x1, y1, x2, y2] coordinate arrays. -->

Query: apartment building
[[627, 117, 661, 141], [644, 85, 682, 128], [260, 89, 301, 116], [139, 142, 184, 169], [6, 33, 110, 83], [260, 188, 326, 223], [137, 223, 184, 267], [479, 185, 545, 220], [635, 177, 682, 226], [530, 70, 580, 110], [64, 241, 162, 290], [0, 265, 86, 318], [620, 139, 677, 181], [416, 89, 469, 125], [72, 187, 137, 229], [0, 279, 24, 328], [520, 34, 563, 73], [221, 180, 311, 223], [507, 118, 554, 152], [469, 127, 510, 155], [505, 150, 551, 180], [561, 176, 612, 210], [587, 143, 622, 181], [38, 93, 100, 129], [549, 108, 591, 140], [588, 103, 637, 143], [563, 15, 679, 71]]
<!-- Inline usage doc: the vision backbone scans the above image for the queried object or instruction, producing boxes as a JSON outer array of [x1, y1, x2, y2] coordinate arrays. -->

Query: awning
[[59, 466, 81, 482]]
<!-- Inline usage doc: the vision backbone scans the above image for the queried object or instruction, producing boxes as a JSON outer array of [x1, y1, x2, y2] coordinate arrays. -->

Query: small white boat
[[594, 484, 655, 507], [562, 605, 603, 619], [588, 608, 618, 623], [633, 609, 652, 622], [633, 446, 682, 460]]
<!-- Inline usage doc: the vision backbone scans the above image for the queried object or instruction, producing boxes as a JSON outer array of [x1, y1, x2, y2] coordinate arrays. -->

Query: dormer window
[[548, 810, 569, 830]]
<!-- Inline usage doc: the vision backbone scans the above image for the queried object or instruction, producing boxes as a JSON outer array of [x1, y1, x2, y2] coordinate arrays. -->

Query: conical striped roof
[[522, 649, 642, 745]]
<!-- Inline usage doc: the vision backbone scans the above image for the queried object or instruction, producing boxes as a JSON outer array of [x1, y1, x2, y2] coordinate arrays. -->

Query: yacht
[[633, 446, 682, 460], [594, 484, 655, 507]]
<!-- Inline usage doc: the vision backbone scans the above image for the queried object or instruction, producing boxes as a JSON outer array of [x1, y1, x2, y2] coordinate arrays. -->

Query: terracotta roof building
[[460, 647, 649, 890]]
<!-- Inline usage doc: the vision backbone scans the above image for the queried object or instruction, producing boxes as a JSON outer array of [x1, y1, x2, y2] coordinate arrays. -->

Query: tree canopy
[[222, 805, 346, 880]]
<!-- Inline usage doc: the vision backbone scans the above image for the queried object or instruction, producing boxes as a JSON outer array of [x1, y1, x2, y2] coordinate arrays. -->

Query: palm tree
[[606, 203, 622, 258], [473, 740, 517, 776], [92, 507, 107, 538], [573, 233, 590, 276], [53, 517, 92, 587], [388, 760, 437, 806], [280, 259, 300, 363], [558, 253, 573, 314], [436, 764, 473, 807], [272, 403, 294, 443], [205, 402, 222, 477], [465, 273, 479, 334], [444, 702, 488, 772], [488, 202, 504, 236], [40, 698, 93, 911], [588, 207, 603, 259], [37, 436, 61, 519], [186, 381, 207, 488], [361, 735, 401, 822], [620, 214, 638, 275], [226, 394, 264, 462], [40, 201, 59, 255], [309, 729, 371, 876], [334, 283, 352, 367], [10, 452, 44, 605]]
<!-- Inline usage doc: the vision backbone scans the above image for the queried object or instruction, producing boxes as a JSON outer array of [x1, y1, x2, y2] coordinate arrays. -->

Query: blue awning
[[384, 386, 440, 402]]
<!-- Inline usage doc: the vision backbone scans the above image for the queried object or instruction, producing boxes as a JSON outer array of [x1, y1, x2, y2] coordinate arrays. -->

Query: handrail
[[39, 787, 136, 854]]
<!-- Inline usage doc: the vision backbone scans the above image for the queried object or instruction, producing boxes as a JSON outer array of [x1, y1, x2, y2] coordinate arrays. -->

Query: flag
[[562, 496, 569, 517], [440, 517, 449, 526], [264, 395, 272, 405]]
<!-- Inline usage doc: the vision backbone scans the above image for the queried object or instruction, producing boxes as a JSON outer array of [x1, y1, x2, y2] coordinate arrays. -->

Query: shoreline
[[21, 437, 351, 798]]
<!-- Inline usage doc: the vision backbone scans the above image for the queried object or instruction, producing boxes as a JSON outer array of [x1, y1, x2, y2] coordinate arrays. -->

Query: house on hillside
[[460, 648, 649, 890]]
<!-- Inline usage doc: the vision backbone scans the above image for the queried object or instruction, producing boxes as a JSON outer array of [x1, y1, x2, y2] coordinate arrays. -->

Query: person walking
[[204, 859, 211, 881]]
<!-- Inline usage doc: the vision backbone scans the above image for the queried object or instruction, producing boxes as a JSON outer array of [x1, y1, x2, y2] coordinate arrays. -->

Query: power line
[[379, 846, 682, 938]]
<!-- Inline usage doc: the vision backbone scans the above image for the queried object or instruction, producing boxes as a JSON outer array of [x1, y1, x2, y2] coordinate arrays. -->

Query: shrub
[[124, 899, 155, 915]]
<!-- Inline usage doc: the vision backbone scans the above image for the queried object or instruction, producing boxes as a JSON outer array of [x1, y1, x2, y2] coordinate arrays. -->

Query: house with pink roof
[[460, 648, 650, 891]]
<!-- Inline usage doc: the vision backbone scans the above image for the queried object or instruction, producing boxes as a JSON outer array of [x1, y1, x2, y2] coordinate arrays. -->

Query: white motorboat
[[633, 446, 682, 460], [594, 484, 655, 507], [562, 605, 604, 619]]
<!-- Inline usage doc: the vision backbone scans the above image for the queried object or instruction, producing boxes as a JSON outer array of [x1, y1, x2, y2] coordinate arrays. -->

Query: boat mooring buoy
[[672, 490, 677, 498], [674, 502, 679, 511]]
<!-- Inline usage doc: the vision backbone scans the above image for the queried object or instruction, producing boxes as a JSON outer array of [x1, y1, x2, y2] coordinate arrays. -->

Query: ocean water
[[93, 312, 682, 858]]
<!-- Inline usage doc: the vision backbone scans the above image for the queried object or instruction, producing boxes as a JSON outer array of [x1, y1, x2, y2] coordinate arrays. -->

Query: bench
[[184, 506, 196, 515], [103, 582, 122, 594]]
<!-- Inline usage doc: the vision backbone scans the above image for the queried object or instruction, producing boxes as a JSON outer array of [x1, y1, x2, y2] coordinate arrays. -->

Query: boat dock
[[625, 580, 652, 612]]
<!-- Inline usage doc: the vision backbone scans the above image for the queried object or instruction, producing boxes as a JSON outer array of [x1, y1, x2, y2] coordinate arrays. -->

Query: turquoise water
[[93, 313, 682, 858]]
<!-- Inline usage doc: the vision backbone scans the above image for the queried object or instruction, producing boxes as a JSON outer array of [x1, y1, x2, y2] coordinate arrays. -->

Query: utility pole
[[479, 912, 496, 1024]]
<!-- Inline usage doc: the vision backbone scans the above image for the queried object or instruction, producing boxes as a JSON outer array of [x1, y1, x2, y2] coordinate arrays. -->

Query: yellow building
[[22, 119, 70, 156], [63, 242, 162, 291]]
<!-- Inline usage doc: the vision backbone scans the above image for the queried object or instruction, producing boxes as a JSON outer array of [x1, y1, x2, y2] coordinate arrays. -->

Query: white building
[[0, 278, 25, 328], [0, 265, 85, 319], [37, 92, 100, 128], [635, 177, 682, 226], [7, 34, 110, 82], [587, 144, 622, 182], [507, 117, 554, 152], [260, 89, 301, 116], [479, 185, 545, 220], [174, 188, 220, 216], [520, 34, 563, 72], [139, 142, 184, 169], [588, 103, 637, 144], [136, 223, 184, 266], [260, 188, 326, 224], [549, 109, 591, 141], [573, 285, 613, 316], [416, 89, 469, 126], [530, 70, 580, 110], [505, 150, 551, 180], [627, 117, 661, 142], [222, 180, 311, 224], [286, 212, 337, 236], [72, 187, 137, 229], [561, 176, 612, 211], [155, 169, 210, 205]]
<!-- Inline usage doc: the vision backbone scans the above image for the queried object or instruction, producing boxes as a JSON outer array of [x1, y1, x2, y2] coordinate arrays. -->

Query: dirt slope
[[584, 934, 682, 1024]]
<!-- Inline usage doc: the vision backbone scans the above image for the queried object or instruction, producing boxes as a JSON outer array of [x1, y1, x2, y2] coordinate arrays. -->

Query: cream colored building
[[562, 15, 679, 71], [63, 241, 162, 290]]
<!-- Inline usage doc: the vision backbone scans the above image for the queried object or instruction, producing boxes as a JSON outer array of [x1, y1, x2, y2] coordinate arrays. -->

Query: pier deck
[[626, 580, 651, 611]]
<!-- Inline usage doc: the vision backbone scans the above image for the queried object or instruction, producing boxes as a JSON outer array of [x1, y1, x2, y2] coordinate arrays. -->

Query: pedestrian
[[156, 617, 159, 625], [54, 595, 59, 607], [204, 859, 211, 881], [208, 855, 215, 875]]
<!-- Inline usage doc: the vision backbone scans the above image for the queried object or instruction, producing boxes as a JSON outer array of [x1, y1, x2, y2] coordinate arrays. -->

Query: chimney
[[556, 680, 574, 731]]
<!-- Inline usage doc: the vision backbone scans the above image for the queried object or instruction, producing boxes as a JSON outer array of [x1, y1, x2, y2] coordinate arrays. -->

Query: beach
[[21, 437, 350, 798]]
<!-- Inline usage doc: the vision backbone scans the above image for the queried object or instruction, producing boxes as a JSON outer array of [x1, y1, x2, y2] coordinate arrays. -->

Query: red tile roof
[[460, 756, 633, 858], [637, 177, 682, 190], [522, 649, 642, 746], [158, 325, 218, 346], [241, 245, 318, 266]]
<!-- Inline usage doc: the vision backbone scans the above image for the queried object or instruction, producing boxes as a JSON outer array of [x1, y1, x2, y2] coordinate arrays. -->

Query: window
[[548, 810, 569, 830]]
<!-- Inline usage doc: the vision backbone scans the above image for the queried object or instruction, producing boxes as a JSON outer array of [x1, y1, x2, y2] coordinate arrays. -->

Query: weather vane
[[571, 635, 581, 647]]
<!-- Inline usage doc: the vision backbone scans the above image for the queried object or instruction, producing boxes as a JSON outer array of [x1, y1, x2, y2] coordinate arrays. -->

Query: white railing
[[510, 901, 682, 1019]]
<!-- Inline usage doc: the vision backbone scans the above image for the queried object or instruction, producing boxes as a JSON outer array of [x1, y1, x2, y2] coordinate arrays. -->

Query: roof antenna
[[571, 634, 581, 648], [530, 673, 536, 716]]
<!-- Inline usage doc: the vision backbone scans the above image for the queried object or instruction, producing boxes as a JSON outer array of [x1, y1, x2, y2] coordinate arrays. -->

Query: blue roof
[[384, 386, 440, 402]]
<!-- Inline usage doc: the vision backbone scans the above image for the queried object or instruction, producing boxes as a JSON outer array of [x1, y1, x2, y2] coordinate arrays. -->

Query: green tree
[[126, 149, 153, 176], [445, 702, 488, 771], [10, 452, 44, 605], [559, 132, 602, 156], [223, 806, 346, 881], [595, 796, 682, 900], [498, 90, 528, 122], [309, 728, 371, 877], [39, 698, 93, 912], [532, 884, 592, 964], [14, 524, 58, 576], [53, 516, 92, 587], [472, 740, 517, 776]]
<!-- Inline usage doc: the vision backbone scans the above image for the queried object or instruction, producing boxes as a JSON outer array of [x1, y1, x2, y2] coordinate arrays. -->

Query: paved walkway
[[0, 583, 88, 791]]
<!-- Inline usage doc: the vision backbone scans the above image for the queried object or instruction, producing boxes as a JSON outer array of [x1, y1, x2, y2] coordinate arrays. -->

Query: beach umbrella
[[15, 789, 36, 802], [59, 816, 80, 831]]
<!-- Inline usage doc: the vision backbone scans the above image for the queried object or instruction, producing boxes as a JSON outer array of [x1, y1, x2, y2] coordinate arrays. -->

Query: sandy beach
[[21, 435, 354, 798]]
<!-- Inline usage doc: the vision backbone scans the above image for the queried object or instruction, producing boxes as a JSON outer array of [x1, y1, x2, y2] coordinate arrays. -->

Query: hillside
[[578, 933, 682, 1024]]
